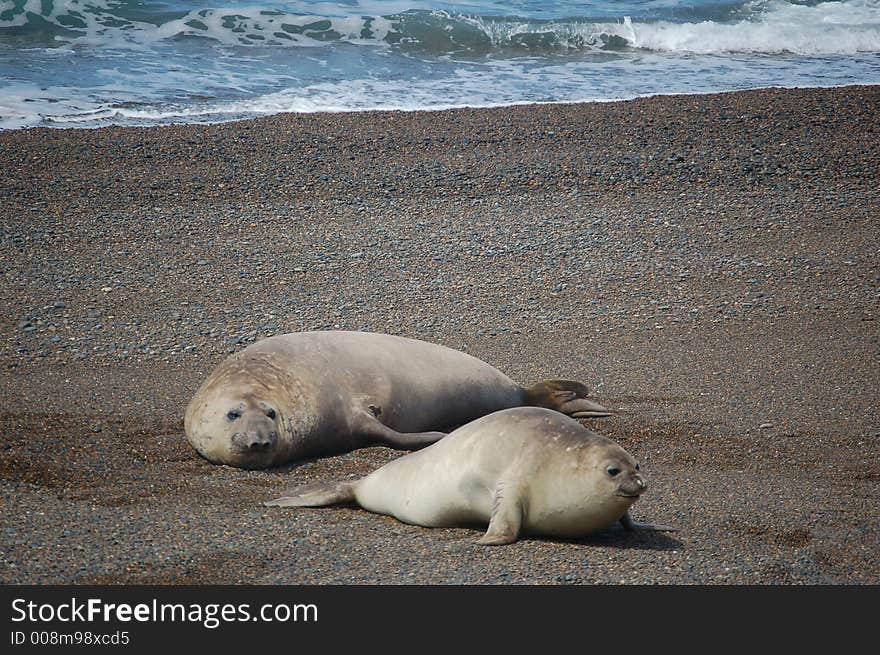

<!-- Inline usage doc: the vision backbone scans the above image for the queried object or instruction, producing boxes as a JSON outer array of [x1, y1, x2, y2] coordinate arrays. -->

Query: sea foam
[[2, 0, 879, 129]]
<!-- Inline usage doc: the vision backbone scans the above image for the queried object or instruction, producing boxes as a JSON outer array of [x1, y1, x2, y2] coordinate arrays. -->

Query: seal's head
[[185, 389, 288, 469], [603, 451, 647, 502], [184, 351, 301, 469], [527, 435, 650, 537], [581, 438, 648, 522]]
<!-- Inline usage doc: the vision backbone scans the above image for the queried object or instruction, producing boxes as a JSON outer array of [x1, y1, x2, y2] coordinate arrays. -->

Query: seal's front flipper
[[354, 410, 446, 451], [477, 485, 523, 546], [264, 481, 356, 508], [376, 429, 447, 450], [523, 380, 612, 418], [620, 511, 678, 532]]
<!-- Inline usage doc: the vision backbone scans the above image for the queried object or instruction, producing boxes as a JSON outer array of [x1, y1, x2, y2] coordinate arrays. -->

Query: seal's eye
[[607, 467, 621, 477], [227, 410, 241, 421], [635, 463, 640, 471], [266, 408, 276, 420]]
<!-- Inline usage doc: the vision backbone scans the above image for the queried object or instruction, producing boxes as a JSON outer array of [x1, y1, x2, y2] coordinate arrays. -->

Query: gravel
[[0, 85, 878, 584]]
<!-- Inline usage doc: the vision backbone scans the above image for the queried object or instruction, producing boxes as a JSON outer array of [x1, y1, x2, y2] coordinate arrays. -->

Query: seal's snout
[[232, 430, 278, 453], [615, 473, 648, 499], [246, 432, 276, 452]]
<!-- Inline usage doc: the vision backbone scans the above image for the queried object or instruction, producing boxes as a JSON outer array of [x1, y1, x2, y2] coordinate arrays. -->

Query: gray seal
[[184, 331, 610, 469], [265, 407, 675, 544]]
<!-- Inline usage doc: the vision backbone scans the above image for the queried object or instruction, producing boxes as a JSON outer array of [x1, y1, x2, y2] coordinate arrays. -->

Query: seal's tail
[[523, 380, 612, 418], [264, 480, 357, 507]]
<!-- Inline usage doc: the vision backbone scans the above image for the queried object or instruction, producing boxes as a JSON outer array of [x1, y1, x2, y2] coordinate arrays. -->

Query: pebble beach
[[1, 85, 878, 584]]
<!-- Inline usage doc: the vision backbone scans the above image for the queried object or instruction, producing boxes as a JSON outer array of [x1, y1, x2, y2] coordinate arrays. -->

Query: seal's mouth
[[231, 444, 277, 456], [615, 491, 642, 499]]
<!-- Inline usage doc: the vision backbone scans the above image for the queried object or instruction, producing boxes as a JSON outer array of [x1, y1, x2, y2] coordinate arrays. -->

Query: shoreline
[[1, 84, 878, 584], [6, 80, 880, 133]]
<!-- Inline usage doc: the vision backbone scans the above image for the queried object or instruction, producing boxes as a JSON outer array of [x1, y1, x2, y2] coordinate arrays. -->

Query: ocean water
[[1, 0, 879, 129]]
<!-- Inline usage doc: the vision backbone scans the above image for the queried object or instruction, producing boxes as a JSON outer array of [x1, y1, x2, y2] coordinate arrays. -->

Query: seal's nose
[[635, 476, 648, 491], [247, 438, 271, 452], [233, 429, 277, 453], [245, 431, 276, 452]]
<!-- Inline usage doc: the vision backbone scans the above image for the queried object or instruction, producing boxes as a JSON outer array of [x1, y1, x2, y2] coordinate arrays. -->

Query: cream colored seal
[[265, 406, 675, 544], [185, 331, 610, 469]]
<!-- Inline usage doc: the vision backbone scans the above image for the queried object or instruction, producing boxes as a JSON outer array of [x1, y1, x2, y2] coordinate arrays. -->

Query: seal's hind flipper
[[620, 512, 678, 532], [522, 380, 612, 418], [264, 481, 356, 508]]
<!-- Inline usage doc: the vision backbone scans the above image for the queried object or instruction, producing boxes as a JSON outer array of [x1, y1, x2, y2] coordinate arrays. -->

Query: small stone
[[759, 423, 773, 429], [101, 287, 113, 293]]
